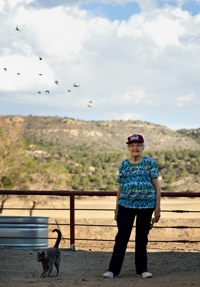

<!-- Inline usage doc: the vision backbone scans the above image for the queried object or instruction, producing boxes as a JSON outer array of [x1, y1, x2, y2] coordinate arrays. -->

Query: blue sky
[[0, 0, 200, 130], [79, 2, 141, 21], [79, 1, 200, 20], [182, 1, 200, 15]]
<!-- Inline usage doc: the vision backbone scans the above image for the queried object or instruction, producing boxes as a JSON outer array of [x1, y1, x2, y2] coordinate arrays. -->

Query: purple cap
[[126, 134, 144, 144]]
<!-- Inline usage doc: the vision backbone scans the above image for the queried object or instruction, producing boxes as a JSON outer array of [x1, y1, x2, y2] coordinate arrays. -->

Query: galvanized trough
[[0, 216, 48, 249]]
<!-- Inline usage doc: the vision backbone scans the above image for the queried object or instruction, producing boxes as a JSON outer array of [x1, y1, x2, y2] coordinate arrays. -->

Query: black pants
[[108, 205, 154, 276]]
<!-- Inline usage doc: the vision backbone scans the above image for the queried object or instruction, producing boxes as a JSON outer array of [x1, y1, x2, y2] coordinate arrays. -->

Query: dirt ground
[[1, 197, 200, 287]]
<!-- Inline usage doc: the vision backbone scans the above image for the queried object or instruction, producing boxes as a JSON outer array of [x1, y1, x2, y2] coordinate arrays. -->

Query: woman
[[103, 133, 161, 279]]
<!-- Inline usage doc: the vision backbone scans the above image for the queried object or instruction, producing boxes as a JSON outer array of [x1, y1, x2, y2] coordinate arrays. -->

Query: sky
[[0, 0, 200, 130]]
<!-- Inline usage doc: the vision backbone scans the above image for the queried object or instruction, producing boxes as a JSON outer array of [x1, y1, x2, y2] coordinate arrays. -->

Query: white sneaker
[[103, 271, 114, 278], [137, 271, 152, 278]]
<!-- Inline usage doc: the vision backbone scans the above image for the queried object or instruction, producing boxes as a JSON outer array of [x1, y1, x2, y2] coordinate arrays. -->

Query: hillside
[[1, 115, 200, 193], [4, 115, 199, 151], [177, 128, 200, 145]]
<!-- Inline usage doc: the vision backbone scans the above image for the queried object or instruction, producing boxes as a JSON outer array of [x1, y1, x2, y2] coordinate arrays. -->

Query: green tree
[[0, 119, 28, 212], [106, 183, 117, 191]]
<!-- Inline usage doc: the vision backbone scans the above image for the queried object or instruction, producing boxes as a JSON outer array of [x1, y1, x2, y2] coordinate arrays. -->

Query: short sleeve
[[151, 160, 159, 178], [116, 162, 123, 183]]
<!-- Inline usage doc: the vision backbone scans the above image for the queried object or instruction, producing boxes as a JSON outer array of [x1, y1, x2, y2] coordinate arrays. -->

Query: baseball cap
[[126, 134, 144, 144]]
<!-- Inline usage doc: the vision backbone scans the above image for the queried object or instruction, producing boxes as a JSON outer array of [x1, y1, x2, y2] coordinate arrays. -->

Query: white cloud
[[177, 93, 195, 107], [123, 89, 145, 103], [178, 93, 194, 102], [0, 1, 200, 129], [135, 0, 157, 10], [143, 12, 185, 46], [103, 111, 142, 121], [0, 0, 4, 11], [0, 55, 55, 91], [2, 0, 33, 10]]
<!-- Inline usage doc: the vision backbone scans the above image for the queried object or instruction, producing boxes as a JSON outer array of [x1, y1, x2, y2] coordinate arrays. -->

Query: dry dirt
[[1, 197, 200, 286]]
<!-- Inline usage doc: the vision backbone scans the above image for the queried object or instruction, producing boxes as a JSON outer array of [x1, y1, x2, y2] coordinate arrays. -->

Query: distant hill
[[1, 115, 200, 192], [4, 115, 199, 151], [177, 128, 200, 145]]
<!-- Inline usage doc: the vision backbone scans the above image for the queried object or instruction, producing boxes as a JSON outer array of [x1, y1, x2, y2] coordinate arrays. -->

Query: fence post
[[70, 194, 75, 250]]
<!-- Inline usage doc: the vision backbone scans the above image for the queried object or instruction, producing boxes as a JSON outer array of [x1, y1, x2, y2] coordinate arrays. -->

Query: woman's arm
[[114, 183, 121, 221], [152, 177, 161, 222]]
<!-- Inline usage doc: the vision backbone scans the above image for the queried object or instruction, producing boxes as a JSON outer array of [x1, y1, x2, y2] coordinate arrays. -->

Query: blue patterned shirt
[[116, 156, 159, 209]]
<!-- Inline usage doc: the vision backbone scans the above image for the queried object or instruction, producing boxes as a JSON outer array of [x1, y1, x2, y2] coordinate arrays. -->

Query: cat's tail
[[52, 229, 62, 248]]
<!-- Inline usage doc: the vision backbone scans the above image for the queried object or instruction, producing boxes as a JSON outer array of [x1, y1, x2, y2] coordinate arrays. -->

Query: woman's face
[[127, 142, 144, 157]]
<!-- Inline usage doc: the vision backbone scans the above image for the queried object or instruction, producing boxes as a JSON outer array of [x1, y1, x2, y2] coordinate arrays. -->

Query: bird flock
[[2, 26, 93, 108]]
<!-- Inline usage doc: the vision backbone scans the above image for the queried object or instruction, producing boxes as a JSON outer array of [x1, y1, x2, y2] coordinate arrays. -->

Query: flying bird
[[39, 74, 42, 76], [3, 68, 7, 71], [55, 81, 59, 85], [88, 101, 93, 107], [37, 91, 41, 94], [68, 90, 71, 92], [17, 73, 20, 75], [16, 26, 21, 31], [45, 90, 50, 93], [39, 57, 42, 60], [73, 84, 80, 87]]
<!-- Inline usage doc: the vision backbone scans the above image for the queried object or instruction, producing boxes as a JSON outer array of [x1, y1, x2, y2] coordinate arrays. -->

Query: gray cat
[[37, 229, 61, 278]]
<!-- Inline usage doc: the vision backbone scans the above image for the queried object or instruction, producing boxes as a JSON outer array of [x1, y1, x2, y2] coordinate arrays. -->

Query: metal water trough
[[0, 216, 48, 249]]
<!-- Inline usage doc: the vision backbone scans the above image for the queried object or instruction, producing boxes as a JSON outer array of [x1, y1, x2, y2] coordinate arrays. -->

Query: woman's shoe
[[137, 271, 152, 278], [103, 271, 114, 278]]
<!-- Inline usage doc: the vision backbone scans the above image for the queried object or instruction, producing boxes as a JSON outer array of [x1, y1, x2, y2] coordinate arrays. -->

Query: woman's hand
[[114, 184, 120, 221], [154, 207, 161, 222], [152, 178, 161, 223]]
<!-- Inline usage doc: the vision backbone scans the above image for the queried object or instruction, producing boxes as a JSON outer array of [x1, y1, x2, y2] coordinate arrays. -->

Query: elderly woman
[[103, 134, 161, 279]]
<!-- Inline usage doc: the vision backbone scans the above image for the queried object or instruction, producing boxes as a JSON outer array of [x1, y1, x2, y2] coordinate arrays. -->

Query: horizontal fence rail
[[1, 190, 200, 249]]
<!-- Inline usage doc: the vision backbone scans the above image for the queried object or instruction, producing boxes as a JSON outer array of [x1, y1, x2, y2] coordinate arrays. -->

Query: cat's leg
[[40, 269, 52, 278], [40, 267, 53, 278], [47, 267, 53, 276], [55, 253, 61, 276], [54, 261, 60, 276], [40, 263, 48, 278], [40, 270, 48, 278]]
